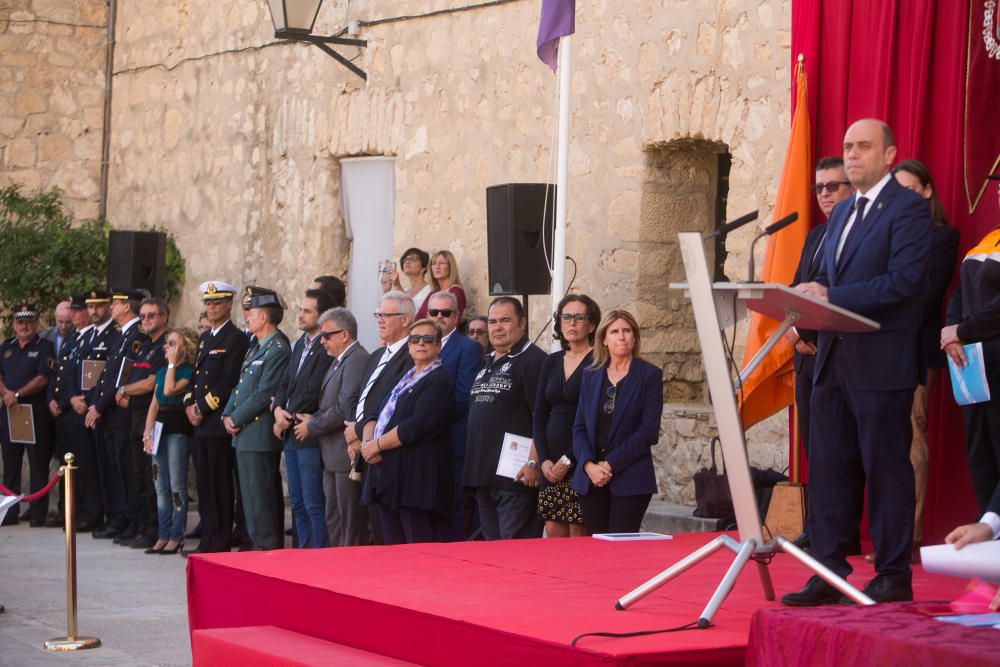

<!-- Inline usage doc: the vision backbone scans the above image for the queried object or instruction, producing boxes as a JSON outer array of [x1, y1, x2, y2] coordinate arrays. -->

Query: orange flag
[[737, 60, 812, 429]]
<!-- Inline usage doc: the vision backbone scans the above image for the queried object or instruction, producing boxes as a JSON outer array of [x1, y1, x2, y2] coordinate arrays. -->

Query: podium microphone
[[746, 211, 799, 282], [702, 210, 759, 241]]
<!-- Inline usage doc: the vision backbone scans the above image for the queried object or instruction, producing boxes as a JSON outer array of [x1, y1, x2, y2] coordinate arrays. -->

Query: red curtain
[[791, 0, 1000, 544]]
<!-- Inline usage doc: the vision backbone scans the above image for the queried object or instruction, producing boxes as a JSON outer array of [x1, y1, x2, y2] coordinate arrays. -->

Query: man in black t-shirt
[[462, 297, 546, 540]]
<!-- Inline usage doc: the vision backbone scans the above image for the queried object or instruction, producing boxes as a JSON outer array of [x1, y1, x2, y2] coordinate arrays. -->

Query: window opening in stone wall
[[639, 138, 731, 404]]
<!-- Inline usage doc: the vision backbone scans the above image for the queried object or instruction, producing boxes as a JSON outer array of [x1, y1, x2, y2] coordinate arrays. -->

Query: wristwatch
[[167, 363, 175, 369], [13, 391, 20, 401]]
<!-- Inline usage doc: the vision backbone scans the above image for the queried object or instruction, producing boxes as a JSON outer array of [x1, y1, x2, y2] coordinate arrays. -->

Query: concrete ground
[[0, 512, 198, 667]]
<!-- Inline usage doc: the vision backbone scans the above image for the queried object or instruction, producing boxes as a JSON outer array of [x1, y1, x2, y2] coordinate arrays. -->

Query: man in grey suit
[[295, 308, 370, 546]]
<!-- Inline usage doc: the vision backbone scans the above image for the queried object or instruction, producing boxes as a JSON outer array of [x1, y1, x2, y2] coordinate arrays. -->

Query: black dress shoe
[[181, 547, 203, 559], [841, 575, 913, 604], [129, 535, 156, 550], [45, 516, 63, 528], [113, 530, 138, 545], [92, 527, 121, 539], [29, 519, 46, 528], [780, 576, 842, 607], [790, 531, 810, 550]]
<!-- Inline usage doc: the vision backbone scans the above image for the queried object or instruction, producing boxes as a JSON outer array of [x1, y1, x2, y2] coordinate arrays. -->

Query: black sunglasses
[[814, 181, 850, 194], [408, 334, 438, 345], [427, 309, 454, 318], [320, 329, 345, 341], [603, 385, 617, 415]]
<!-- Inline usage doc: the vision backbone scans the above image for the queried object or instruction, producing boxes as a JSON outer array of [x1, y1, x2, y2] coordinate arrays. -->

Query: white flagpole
[[550, 34, 571, 351]]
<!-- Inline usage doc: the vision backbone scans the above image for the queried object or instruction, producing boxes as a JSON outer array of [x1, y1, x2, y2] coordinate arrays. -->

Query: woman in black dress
[[533, 294, 601, 537]]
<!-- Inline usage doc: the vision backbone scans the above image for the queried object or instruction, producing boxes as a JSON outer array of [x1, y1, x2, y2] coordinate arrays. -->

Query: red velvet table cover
[[747, 602, 1000, 667]]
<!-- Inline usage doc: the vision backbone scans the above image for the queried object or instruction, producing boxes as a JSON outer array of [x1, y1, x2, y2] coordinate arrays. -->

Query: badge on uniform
[[47, 358, 55, 369], [3, 349, 11, 359], [27, 351, 38, 358], [132, 340, 141, 355]]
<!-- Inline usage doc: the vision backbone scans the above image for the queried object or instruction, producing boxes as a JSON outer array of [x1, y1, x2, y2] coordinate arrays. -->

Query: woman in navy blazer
[[572, 309, 664, 534], [360, 320, 455, 544]]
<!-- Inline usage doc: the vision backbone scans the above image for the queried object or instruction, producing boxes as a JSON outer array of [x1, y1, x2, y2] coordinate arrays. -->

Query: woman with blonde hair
[[142, 327, 199, 554], [571, 309, 663, 534], [416, 250, 466, 320]]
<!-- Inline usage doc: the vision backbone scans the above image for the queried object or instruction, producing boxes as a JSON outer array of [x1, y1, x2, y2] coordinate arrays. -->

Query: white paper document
[[920, 541, 1000, 584], [0, 494, 23, 525], [150, 421, 164, 456], [495, 432, 532, 480], [592, 532, 673, 541]]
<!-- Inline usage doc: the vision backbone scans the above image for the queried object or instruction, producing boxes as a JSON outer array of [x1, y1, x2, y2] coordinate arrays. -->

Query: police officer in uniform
[[0, 304, 56, 526], [47, 293, 103, 529], [223, 287, 290, 550], [182, 281, 250, 555], [86, 288, 148, 541]]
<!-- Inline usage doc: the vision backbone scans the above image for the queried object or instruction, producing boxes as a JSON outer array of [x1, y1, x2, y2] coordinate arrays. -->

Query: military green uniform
[[223, 330, 290, 550]]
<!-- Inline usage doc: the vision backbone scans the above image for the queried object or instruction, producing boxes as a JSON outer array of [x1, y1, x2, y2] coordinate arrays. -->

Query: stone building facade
[[0, 0, 108, 219], [4, 0, 795, 504]]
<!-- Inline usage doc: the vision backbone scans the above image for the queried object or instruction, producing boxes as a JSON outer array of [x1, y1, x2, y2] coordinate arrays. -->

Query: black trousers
[[808, 343, 914, 583], [129, 411, 157, 538], [579, 486, 651, 535], [793, 355, 816, 459], [56, 417, 102, 527], [1, 407, 52, 524], [961, 398, 1000, 516], [193, 436, 235, 552], [380, 506, 440, 545], [101, 424, 134, 531]]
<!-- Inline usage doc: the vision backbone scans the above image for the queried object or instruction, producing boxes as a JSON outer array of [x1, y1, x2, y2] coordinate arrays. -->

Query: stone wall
[[106, 0, 794, 496], [0, 0, 107, 220]]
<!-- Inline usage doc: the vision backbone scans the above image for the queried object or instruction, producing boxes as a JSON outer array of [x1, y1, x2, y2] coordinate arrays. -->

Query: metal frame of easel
[[614, 232, 876, 626]]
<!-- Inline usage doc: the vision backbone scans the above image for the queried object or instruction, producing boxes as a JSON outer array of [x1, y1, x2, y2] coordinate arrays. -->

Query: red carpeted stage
[[187, 532, 966, 666]]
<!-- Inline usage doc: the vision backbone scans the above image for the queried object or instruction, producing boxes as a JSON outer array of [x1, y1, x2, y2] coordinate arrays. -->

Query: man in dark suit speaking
[[783, 119, 932, 606]]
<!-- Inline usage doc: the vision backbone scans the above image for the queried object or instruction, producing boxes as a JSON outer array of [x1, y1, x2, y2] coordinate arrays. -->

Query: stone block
[[38, 133, 72, 161], [6, 138, 35, 167]]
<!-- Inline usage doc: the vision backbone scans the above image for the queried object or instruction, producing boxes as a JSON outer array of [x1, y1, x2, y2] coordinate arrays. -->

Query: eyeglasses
[[603, 385, 617, 415], [467, 328, 487, 336], [139, 312, 160, 320], [165, 339, 177, 347], [320, 329, 344, 341], [408, 334, 437, 345], [373, 312, 405, 320], [814, 181, 850, 194], [430, 261, 449, 267], [559, 313, 588, 323], [427, 308, 454, 318], [402, 255, 421, 264]]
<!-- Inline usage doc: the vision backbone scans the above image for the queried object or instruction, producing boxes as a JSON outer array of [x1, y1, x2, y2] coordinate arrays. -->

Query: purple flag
[[536, 0, 575, 72]]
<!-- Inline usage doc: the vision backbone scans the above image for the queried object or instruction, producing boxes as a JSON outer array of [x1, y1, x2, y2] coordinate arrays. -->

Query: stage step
[[192, 626, 419, 666]]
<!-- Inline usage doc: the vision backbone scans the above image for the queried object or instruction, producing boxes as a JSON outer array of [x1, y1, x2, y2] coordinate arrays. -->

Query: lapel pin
[[877, 202, 883, 210]]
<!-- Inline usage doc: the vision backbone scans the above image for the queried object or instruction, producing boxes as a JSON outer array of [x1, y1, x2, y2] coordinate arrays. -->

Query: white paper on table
[[592, 532, 673, 541], [150, 421, 163, 456], [0, 494, 23, 525], [920, 541, 1000, 584], [495, 432, 532, 480]]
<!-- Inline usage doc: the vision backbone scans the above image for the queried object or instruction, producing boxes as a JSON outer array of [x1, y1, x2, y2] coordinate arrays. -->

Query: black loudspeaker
[[107, 230, 167, 297], [485, 183, 555, 296]]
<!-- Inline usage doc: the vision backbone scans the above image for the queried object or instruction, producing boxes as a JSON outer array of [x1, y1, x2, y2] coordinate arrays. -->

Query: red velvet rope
[[0, 469, 63, 502]]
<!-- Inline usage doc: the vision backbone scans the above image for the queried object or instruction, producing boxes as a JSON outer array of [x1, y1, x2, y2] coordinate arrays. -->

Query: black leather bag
[[693, 436, 733, 518]]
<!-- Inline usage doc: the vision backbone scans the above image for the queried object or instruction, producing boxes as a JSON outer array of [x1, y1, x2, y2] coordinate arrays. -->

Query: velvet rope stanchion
[[0, 468, 63, 503], [43, 453, 101, 652]]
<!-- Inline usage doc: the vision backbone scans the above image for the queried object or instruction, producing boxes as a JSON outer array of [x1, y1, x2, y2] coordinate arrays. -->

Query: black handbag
[[693, 436, 734, 518]]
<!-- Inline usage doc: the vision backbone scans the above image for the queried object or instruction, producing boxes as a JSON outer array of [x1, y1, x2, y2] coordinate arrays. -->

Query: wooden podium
[[615, 232, 880, 626]]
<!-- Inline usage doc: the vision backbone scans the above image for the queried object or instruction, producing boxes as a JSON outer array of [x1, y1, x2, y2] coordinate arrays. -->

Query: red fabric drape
[[791, 0, 999, 544]]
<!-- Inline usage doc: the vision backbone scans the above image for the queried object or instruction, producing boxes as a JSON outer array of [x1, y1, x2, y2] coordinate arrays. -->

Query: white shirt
[[336, 340, 358, 363], [93, 318, 114, 337], [120, 316, 141, 335], [835, 172, 892, 263], [354, 336, 409, 420], [981, 511, 1000, 540], [211, 321, 228, 337], [440, 329, 456, 351]]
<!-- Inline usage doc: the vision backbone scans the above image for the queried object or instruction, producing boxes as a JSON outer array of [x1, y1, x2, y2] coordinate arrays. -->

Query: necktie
[[355, 348, 393, 420], [837, 196, 868, 267]]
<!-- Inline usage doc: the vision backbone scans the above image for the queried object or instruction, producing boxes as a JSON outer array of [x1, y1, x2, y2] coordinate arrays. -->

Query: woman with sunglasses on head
[[416, 250, 466, 321], [359, 320, 456, 544], [383, 247, 432, 315], [533, 295, 601, 538], [142, 327, 199, 554], [571, 310, 663, 534]]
